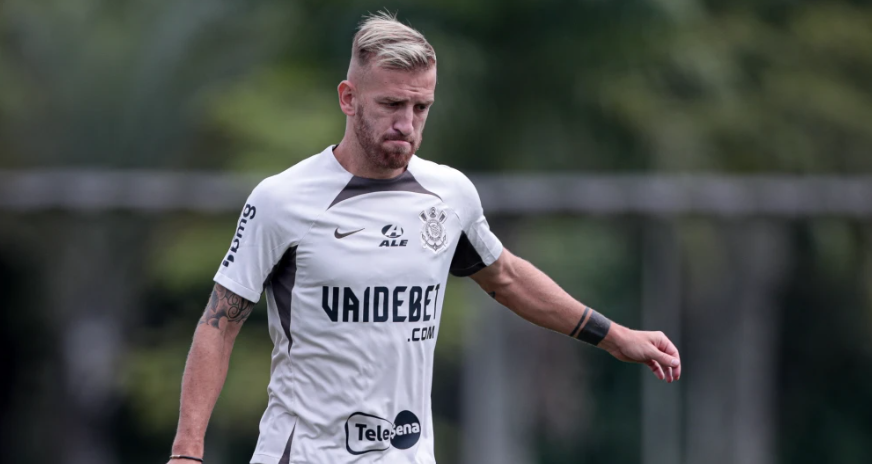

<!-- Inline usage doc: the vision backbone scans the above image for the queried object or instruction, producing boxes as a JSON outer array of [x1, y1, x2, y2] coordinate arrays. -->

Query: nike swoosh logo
[[334, 227, 365, 239]]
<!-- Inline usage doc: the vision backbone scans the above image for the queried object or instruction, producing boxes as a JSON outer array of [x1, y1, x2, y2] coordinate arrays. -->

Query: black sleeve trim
[[450, 232, 487, 277]]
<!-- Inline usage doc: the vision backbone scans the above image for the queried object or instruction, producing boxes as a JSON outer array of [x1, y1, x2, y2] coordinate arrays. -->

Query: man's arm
[[469, 249, 681, 382], [167, 283, 255, 462]]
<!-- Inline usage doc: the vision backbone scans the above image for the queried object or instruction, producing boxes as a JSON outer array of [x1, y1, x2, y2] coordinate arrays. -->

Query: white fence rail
[[2, 170, 872, 216]]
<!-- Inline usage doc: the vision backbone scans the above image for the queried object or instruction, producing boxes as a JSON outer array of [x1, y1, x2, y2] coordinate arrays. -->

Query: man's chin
[[380, 141, 416, 165], [380, 152, 412, 170]]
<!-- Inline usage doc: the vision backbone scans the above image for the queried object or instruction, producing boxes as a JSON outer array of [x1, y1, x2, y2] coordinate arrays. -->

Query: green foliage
[[123, 328, 273, 433], [205, 67, 344, 172], [3, 1, 872, 463], [149, 218, 234, 292]]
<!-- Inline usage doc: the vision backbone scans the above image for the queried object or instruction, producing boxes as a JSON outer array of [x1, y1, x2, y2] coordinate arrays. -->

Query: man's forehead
[[359, 66, 437, 97]]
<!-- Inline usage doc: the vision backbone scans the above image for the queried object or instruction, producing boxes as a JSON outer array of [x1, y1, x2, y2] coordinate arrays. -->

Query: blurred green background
[[2, 1, 872, 463]]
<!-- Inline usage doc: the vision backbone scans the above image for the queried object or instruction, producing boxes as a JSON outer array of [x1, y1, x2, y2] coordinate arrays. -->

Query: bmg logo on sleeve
[[223, 203, 256, 267], [345, 410, 421, 455]]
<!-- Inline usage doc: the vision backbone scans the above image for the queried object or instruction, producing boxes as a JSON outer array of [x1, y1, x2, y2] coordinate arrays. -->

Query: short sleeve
[[449, 175, 503, 277], [213, 183, 288, 303]]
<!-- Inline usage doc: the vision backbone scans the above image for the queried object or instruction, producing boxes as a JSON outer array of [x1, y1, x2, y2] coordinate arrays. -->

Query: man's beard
[[353, 105, 419, 171]]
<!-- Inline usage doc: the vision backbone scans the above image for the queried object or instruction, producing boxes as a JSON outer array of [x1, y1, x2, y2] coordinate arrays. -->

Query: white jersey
[[213, 146, 503, 464]]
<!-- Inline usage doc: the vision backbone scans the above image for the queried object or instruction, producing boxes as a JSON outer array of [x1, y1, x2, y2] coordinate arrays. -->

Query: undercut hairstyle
[[352, 11, 436, 71]]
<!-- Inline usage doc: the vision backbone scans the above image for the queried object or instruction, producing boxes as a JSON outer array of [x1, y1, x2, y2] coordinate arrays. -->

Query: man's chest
[[293, 192, 459, 286]]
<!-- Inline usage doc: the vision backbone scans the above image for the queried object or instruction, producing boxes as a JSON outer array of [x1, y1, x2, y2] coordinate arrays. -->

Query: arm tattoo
[[568, 306, 612, 346], [199, 284, 255, 328]]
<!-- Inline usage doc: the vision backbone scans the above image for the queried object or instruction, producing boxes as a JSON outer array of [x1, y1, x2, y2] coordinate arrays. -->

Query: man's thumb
[[655, 351, 679, 368]]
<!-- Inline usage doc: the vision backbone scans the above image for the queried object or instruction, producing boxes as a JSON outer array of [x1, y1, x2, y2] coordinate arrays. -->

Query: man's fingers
[[653, 349, 679, 371], [656, 334, 680, 357], [652, 332, 681, 380], [655, 333, 680, 361], [647, 360, 665, 380]]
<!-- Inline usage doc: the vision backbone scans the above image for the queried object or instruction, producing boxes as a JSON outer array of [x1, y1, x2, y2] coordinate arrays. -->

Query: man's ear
[[338, 80, 356, 117]]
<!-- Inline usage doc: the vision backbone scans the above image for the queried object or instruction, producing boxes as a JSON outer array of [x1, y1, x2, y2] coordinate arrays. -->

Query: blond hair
[[352, 11, 436, 71]]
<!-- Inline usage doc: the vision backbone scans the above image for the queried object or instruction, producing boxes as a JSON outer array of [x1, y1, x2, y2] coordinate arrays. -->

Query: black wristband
[[170, 456, 203, 463], [569, 307, 612, 346]]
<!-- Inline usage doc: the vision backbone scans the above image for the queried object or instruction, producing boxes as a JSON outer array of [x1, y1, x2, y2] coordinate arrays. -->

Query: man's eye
[[387, 101, 400, 107], [416, 104, 428, 111]]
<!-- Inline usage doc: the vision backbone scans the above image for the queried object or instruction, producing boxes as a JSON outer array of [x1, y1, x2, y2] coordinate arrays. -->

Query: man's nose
[[393, 106, 414, 135]]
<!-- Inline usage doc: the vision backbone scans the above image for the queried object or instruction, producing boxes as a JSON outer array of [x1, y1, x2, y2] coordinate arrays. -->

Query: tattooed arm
[[199, 283, 255, 328], [168, 283, 255, 462]]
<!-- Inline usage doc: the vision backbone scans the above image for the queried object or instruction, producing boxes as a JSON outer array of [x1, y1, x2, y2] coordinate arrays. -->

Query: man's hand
[[599, 325, 681, 383]]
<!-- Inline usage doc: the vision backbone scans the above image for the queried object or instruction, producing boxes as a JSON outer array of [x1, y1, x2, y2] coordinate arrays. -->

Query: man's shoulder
[[409, 156, 478, 201], [251, 148, 348, 204], [409, 155, 476, 194]]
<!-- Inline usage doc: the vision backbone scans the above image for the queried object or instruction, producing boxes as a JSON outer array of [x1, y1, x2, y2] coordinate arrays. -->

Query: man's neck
[[333, 139, 406, 180]]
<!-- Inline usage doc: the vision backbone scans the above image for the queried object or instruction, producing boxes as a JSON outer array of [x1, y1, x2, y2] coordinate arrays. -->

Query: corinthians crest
[[420, 207, 448, 252]]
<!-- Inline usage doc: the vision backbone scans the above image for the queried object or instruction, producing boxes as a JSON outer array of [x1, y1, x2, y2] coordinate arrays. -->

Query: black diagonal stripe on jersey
[[328, 170, 441, 209], [278, 421, 296, 464], [267, 246, 298, 353]]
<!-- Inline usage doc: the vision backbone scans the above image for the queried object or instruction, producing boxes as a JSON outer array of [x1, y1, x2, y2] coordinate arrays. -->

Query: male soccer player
[[167, 11, 681, 464]]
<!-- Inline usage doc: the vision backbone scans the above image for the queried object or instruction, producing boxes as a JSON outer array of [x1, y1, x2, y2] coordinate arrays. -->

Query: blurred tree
[[0, 1, 289, 463], [1, 0, 872, 463]]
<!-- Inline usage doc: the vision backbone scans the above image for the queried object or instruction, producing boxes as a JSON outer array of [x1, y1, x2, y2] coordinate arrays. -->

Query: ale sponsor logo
[[380, 224, 408, 248], [381, 224, 404, 238]]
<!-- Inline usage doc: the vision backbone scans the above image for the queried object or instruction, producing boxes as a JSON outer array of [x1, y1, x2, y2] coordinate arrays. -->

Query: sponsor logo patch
[[345, 410, 421, 455], [381, 224, 404, 238], [223, 203, 257, 267], [379, 224, 408, 247]]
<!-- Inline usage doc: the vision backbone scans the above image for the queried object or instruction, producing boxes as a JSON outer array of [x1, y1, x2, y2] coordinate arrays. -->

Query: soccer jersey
[[213, 146, 503, 464]]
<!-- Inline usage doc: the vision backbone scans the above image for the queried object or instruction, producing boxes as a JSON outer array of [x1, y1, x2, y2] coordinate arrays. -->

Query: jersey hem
[[214, 272, 262, 303], [250, 453, 281, 464]]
